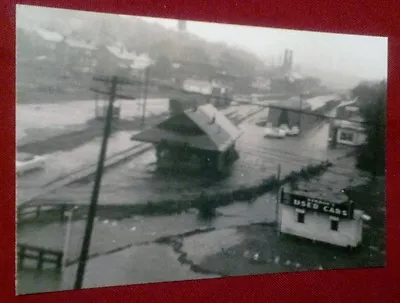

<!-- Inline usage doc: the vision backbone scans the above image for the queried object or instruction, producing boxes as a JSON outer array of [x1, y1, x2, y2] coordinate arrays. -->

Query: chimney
[[283, 49, 288, 69]]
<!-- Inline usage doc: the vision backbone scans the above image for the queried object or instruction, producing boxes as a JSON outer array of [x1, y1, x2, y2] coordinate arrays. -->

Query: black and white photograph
[[16, 4, 387, 295]]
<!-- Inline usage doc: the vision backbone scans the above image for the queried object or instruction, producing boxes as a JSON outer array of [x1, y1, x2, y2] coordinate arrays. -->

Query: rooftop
[[34, 28, 63, 43], [271, 96, 312, 111], [65, 39, 96, 50], [131, 104, 241, 152], [334, 119, 365, 131], [107, 45, 137, 61], [306, 94, 341, 111]]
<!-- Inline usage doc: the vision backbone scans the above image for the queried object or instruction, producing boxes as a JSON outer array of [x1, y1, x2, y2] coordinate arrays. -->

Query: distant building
[[130, 53, 154, 77], [58, 38, 97, 73], [282, 49, 294, 73], [178, 20, 187, 32], [267, 96, 312, 127], [182, 78, 213, 95], [131, 104, 241, 174], [251, 76, 271, 92], [30, 27, 64, 62], [95, 44, 137, 77], [279, 186, 369, 249], [329, 99, 366, 147], [173, 60, 235, 107]]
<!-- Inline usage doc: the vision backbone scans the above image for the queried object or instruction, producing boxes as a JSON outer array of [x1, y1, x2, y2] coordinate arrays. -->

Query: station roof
[[131, 104, 241, 152]]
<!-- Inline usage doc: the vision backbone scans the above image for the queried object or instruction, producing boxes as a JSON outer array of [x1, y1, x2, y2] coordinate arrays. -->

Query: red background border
[[2, 1, 399, 302]]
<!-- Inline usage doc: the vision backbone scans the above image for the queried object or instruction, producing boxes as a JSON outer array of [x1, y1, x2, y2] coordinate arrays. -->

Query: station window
[[330, 220, 339, 231], [339, 130, 354, 143], [297, 212, 305, 224]]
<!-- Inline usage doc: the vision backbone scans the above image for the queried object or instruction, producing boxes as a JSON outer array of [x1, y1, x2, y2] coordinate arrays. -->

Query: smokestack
[[288, 50, 293, 70], [178, 20, 187, 32], [283, 49, 288, 68]]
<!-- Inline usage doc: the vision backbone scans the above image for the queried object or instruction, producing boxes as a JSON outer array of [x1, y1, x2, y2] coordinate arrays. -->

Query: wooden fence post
[[56, 253, 63, 272], [60, 205, 66, 223], [36, 206, 42, 219], [37, 250, 44, 271], [18, 246, 26, 269]]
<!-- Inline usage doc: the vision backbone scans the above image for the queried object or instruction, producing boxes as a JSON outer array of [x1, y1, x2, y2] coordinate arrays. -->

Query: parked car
[[264, 126, 286, 138], [279, 124, 290, 135], [16, 153, 46, 176], [281, 125, 300, 136]]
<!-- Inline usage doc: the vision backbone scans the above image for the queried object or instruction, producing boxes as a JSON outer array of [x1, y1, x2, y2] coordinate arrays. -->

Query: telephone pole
[[141, 67, 150, 129], [74, 75, 135, 289], [299, 93, 303, 135]]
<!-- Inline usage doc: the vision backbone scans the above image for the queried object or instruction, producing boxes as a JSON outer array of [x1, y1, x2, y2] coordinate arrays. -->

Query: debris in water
[[243, 250, 250, 258], [318, 265, 323, 270], [285, 260, 291, 266], [103, 219, 109, 224], [295, 263, 301, 268], [274, 256, 280, 264], [111, 221, 118, 227], [151, 232, 156, 235], [131, 226, 136, 231]]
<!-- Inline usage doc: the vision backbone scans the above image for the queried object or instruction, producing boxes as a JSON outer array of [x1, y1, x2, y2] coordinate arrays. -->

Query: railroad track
[[18, 142, 152, 208]]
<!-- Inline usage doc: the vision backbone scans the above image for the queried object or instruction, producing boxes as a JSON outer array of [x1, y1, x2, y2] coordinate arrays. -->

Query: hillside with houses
[[16, 6, 340, 104]]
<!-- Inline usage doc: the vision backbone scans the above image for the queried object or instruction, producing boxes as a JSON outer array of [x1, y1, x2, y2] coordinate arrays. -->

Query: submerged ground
[[16, 98, 385, 295]]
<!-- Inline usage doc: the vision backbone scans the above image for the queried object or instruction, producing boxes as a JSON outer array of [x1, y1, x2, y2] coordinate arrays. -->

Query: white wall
[[183, 80, 212, 95], [337, 128, 366, 146], [279, 204, 363, 247]]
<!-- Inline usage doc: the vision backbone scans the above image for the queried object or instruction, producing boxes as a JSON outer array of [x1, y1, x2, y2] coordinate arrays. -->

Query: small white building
[[278, 188, 369, 248], [334, 120, 367, 146], [182, 78, 213, 95]]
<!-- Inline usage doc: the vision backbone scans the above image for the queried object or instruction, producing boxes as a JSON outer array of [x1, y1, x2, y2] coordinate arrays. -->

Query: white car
[[16, 153, 46, 176], [264, 127, 286, 138], [285, 125, 300, 136], [279, 124, 290, 135]]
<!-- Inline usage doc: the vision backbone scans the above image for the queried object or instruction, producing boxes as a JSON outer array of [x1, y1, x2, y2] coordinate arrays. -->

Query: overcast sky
[[138, 16, 388, 81]]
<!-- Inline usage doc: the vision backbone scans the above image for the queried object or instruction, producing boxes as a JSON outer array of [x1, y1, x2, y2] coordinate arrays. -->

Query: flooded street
[[16, 98, 381, 295], [35, 111, 343, 206]]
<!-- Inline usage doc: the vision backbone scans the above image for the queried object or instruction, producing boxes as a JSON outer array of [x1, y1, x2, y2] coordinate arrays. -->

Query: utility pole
[[74, 75, 135, 289], [299, 93, 303, 135], [141, 67, 150, 129], [276, 164, 281, 236]]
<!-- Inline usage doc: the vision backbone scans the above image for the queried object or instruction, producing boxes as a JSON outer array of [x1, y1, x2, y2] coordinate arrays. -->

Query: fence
[[17, 243, 63, 271]]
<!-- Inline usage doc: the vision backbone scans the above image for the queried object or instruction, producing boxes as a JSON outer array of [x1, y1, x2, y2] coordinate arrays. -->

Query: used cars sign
[[281, 191, 354, 219]]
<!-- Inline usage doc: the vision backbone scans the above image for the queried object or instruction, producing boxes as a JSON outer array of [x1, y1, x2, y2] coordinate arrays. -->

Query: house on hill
[[58, 38, 97, 74], [95, 44, 137, 77], [131, 104, 241, 174], [173, 60, 235, 107]]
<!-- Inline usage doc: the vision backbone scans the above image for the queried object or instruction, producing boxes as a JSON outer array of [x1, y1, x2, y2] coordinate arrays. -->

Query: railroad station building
[[131, 104, 241, 174], [278, 184, 370, 249]]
